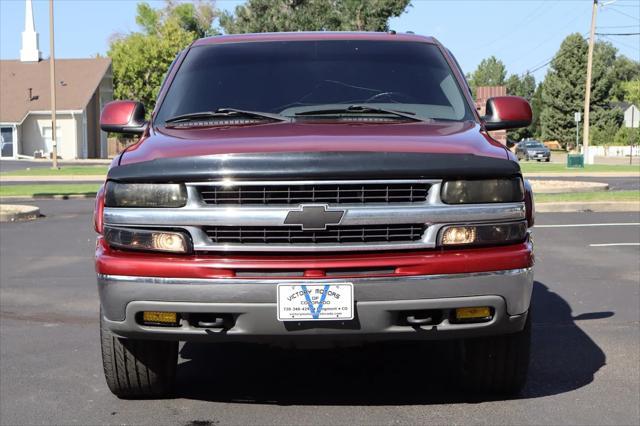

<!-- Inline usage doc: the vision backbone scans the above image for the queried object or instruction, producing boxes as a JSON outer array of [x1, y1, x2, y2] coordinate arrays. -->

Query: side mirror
[[506, 139, 516, 149], [100, 101, 147, 135], [483, 96, 532, 131]]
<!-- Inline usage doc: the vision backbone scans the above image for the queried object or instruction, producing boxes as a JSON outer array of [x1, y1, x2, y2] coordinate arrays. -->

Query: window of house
[[0, 127, 13, 158]]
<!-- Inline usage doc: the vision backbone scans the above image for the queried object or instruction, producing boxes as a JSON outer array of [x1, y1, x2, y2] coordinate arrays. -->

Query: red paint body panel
[[100, 101, 138, 126], [490, 96, 533, 123], [96, 238, 533, 279], [120, 121, 509, 165], [192, 32, 436, 47]]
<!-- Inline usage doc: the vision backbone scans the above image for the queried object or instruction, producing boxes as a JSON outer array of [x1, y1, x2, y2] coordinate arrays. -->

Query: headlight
[[105, 182, 187, 208], [441, 178, 524, 204], [104, 226, 190, 253], [439, 222, 527, 247]]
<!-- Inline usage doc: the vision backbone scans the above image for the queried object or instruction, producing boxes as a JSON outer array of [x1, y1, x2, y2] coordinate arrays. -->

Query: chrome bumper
[[98, 268, 533, 342]]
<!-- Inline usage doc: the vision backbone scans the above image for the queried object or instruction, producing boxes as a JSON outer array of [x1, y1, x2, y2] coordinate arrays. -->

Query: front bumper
[[99, 267, 533, 342]]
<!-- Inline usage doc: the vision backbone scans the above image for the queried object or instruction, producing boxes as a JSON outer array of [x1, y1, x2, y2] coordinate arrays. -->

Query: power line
[[481, 1, 556, 49], [520, 34, 589, 76], [605, 7, 640, 22], [513, 11, 590, 68], [598, 34, 640, 52], [595, 32, 640, 35], [596, 25, 640, 28]]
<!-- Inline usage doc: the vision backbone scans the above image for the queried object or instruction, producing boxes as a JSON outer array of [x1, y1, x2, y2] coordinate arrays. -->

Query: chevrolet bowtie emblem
[[284, 205, 345, 230]]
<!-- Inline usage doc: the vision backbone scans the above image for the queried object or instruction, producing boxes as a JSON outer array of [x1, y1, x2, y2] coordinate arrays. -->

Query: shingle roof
[[0, 58, 111, 123]]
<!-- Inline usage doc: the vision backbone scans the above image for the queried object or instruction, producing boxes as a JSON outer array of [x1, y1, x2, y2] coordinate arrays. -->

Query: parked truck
[[95, 32, 535, 398]]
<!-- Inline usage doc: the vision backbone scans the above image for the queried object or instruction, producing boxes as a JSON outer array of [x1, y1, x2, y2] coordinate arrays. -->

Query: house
[[475, 86, 507, 145], [0, 0, 113, 159], [622, 103, 638, 129]]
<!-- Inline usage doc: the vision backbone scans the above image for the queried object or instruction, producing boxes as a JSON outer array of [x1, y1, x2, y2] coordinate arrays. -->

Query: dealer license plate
[[277, 283, 354, 321]]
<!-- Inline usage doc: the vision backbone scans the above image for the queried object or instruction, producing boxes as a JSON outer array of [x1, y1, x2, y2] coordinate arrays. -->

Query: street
[[0, 199, 638, 425]]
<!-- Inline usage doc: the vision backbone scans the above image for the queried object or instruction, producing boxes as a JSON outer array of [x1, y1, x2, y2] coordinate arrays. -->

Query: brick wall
[[475, 86, 507, 145]]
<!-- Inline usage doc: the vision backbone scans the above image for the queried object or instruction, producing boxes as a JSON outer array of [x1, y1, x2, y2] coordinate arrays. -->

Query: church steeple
[[20, 0, 41, 62]]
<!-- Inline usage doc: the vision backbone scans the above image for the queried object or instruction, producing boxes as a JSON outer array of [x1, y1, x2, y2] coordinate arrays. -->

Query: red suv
[[96, 32, 534, 398]]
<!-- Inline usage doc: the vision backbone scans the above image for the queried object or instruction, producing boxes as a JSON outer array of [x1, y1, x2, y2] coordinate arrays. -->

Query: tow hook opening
[[187, 313, 235, 329], [398, 309, 443, 327]]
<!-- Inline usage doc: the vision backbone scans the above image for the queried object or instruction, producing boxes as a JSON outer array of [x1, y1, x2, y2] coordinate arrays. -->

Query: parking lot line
[[537, 223, 640, 228], [588, 243, 640, 247]]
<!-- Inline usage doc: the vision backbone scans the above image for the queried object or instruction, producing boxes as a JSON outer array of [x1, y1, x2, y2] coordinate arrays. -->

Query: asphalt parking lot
[[0, 199, 638, 425]]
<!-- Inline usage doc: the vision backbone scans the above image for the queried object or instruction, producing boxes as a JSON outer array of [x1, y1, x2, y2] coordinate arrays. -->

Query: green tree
[[611, 56, 640, 102], [540, 34, 622, 147], [467, 56, 507, 94], [108, 1, 219, 112], [620, 79, 640, 106], [614, 126, 640, 146], [505, 73, 536, 141], [136, 0, 218, 37], [219, 0, 410, 34]]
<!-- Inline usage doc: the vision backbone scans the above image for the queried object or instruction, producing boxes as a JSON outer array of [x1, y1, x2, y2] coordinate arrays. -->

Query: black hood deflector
[[108, 152, 520, 182]]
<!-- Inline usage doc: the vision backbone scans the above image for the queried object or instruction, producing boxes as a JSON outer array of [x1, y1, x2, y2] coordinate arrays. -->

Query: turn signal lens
[[455, 307, 492, 321], [142, 311, 178, 326], [104, 226, 190, 253], [441, 226, 476, 245]]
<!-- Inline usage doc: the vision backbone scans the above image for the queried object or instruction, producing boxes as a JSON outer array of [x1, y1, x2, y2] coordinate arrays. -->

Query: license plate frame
[[277, 283, 354, 321]]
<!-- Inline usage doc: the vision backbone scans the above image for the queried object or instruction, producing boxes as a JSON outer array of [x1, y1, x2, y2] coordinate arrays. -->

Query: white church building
[[0, 0, 113, 159]]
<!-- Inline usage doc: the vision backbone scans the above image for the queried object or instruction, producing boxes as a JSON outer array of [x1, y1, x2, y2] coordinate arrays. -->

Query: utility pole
[[631, 107, 635, 165], [582, 0, 598, 165], [49, 0, 58, 169]]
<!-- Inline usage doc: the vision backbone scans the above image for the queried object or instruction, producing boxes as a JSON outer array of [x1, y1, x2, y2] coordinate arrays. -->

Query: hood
[[119, 121, 508, 165]]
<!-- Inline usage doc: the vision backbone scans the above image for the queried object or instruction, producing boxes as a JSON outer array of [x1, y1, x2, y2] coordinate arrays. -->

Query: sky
[[0, 0, 638, 84]]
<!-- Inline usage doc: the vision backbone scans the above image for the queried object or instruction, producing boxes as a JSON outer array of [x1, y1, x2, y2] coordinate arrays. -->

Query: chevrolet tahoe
[[95, 32, 535, 399]]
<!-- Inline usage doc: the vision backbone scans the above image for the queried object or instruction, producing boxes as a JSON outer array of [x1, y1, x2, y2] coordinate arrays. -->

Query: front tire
[[100, 311, 178, 399], [457, 312, 531, 395]]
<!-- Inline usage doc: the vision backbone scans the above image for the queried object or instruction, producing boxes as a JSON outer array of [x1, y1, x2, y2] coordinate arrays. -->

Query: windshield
[[155, 40, 474, 125], [525, 142, 544, 148]]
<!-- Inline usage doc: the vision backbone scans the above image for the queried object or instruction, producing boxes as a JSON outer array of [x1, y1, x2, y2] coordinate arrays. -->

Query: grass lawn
[[536, 190, 640, 203], [520, 162, 639, 173], [0, 184, 101, 198], [1, 166, 108, 176]]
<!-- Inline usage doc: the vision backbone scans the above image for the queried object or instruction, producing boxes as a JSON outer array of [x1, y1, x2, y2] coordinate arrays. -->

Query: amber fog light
[[141, 311, 179, 326], [441, 226, 476, 245], [104, 227, 190, 253], [454, 307, 492, 322]]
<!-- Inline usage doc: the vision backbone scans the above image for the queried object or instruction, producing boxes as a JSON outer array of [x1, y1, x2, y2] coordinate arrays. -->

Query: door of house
[[42, 126, 61, 155], [0, 127, 14, 158]]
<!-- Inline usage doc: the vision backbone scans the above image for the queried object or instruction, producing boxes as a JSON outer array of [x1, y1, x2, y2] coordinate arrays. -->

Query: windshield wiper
[[294, 105, 426, 122], [164, 108, 290, 124]]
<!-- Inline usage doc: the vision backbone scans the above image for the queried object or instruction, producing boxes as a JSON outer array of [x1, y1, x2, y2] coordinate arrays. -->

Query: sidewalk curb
[[0, 175, 105, 182], [0, 204, 40, 222], [524, 172, 640, 178], [0, 194, 97, 201], [536, 201, 640, 213]]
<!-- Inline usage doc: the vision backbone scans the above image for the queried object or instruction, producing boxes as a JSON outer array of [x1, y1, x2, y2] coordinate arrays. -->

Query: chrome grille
[[198, 183, 430, 205], [204, 224, 426, 245]]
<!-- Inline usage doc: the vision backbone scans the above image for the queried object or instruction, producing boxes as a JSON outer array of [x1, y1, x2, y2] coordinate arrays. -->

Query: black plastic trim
[[108, 152, 521, 183]]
